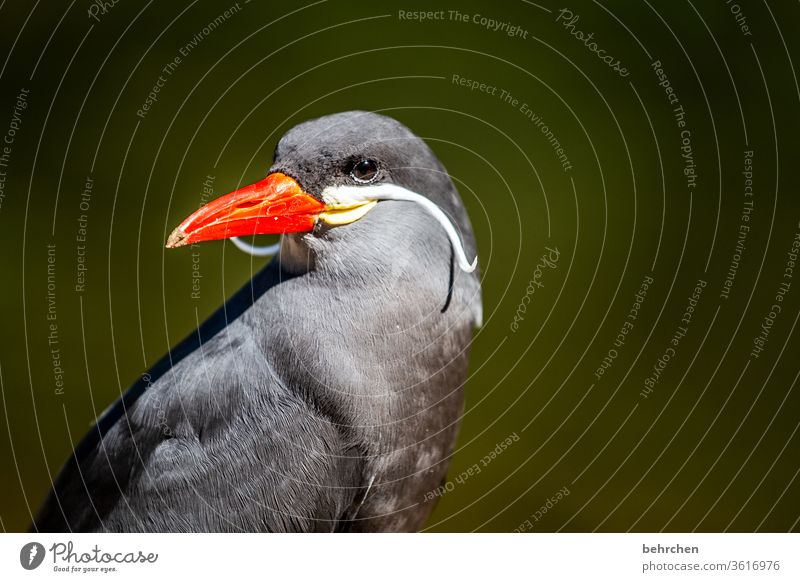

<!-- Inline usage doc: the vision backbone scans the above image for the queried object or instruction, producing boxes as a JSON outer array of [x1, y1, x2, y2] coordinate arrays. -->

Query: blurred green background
[[0, 0, 798, 532]]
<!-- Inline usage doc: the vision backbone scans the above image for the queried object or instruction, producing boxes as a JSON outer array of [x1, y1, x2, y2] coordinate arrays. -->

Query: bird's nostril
[[267, 202, 287, 214]]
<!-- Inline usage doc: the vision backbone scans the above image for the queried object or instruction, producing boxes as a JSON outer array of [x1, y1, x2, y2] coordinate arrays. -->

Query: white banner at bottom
[[0, 533, 796, 581]]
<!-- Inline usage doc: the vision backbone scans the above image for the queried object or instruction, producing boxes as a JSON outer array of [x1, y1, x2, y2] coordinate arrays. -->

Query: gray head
[[167, 110, 481, 324], [273, 111, 464, 216]]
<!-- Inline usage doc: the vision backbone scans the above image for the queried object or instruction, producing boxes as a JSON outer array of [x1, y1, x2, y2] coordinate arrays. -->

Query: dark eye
[[351, 159, 378, 183]]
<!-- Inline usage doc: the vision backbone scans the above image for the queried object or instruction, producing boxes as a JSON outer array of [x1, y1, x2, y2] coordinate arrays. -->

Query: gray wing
[[33, 330, 363, 532], [33, 266, 365, 533]]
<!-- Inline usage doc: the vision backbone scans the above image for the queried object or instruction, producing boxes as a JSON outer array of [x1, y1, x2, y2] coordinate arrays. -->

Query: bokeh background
[[1, 0, 798, 532]]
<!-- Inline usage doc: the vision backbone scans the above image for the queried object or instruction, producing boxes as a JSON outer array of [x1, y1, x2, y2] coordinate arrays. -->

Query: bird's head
[[167, 111, 480, 317]]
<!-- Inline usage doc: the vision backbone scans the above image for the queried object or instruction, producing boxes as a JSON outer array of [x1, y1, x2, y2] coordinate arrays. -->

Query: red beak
[[166, 173, 326, 248]]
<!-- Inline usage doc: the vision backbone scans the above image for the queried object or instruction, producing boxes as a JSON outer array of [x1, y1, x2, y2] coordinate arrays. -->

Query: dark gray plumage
[[33, 111, 481, 532]]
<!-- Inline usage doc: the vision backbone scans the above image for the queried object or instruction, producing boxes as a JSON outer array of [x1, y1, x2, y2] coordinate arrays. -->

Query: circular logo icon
[[19, 542, 46, 570]]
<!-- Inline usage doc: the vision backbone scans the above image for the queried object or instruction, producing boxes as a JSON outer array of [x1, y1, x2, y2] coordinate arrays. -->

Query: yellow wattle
[[319, 201, 377, 225]]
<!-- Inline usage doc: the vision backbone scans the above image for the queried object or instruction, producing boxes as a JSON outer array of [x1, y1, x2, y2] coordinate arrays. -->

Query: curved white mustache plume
[[232, 184, 478, 273], [230, 237, 280, 256]]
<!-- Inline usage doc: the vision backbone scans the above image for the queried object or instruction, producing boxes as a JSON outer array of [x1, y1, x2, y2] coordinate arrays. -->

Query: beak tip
[[166, 228, 188, 249]]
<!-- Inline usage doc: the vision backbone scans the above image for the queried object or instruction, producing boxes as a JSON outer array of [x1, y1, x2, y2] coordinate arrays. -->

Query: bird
[[32, 111, 482, 532]]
